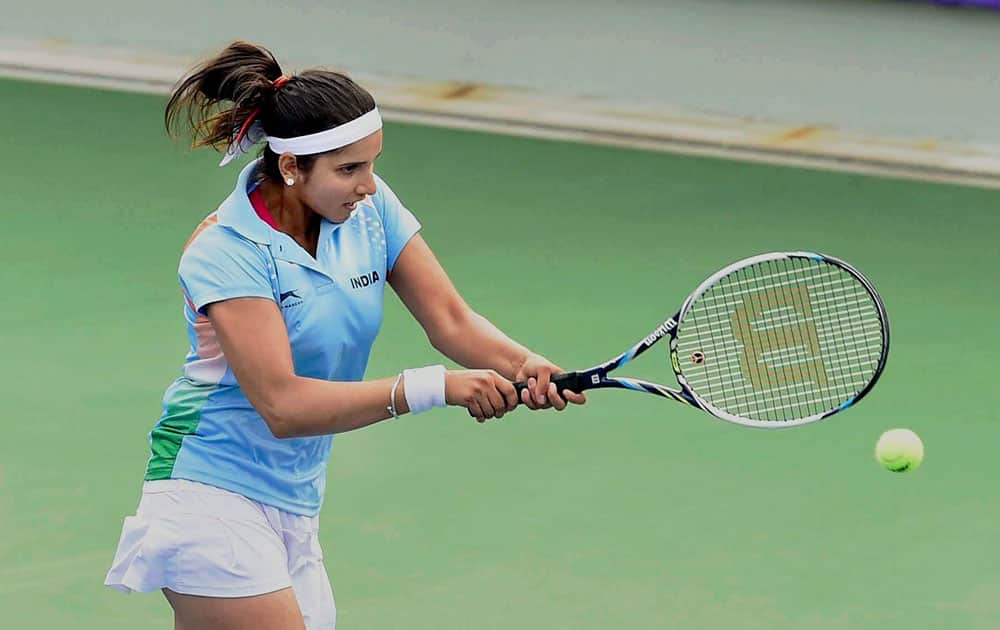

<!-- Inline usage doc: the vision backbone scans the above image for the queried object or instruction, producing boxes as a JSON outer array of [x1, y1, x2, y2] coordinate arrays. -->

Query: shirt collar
[[215, 160, 359, 279], [216, 160, 274, 245]]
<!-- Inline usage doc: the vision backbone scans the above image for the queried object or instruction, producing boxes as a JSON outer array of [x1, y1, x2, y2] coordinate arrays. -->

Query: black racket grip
[[513, 371, 587, 399]]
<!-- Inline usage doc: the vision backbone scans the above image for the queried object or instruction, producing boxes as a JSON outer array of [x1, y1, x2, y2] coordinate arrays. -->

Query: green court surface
[[2, 77, 999, 629]]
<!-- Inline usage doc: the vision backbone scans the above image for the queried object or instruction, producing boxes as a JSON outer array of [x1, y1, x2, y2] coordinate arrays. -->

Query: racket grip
[[513, 371, 587, 400]]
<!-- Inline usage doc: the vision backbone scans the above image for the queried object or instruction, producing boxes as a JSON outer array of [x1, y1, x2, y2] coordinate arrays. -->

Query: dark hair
[[164, 41, 376, 179]]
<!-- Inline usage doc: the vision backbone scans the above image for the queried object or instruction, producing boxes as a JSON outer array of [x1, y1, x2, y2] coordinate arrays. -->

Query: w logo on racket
[[730, 286, 829, 389]]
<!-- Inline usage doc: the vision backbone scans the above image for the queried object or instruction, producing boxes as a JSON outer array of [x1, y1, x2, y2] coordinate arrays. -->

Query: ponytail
[[165, 41, 283, 152], [164, 41, 375, 179]]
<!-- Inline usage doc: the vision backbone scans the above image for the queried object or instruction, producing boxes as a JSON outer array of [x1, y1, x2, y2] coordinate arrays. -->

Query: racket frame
[[534, 251, 890, 428]]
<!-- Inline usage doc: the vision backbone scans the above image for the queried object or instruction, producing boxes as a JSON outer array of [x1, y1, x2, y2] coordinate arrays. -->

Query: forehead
[[331, 131, 383, 162]]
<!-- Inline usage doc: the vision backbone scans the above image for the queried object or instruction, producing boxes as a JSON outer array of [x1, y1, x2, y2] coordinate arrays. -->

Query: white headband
[[219, 107, 382, 167]]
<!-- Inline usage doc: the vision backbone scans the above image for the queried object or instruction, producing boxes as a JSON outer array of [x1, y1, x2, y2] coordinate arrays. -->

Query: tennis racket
[[515, 252, 889, 428]]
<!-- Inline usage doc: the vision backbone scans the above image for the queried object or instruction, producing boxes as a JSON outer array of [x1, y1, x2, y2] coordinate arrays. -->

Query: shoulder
[[180, 214, 270, 272], [183, 214, 266, 258], [177, 213, 276, 310], [368, 175, 422, 270]]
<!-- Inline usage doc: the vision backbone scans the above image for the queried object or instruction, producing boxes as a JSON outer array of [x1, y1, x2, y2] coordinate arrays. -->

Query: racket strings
[[751, 260, 877, 418], [734, 260, 877, 418], [676, 257, 885, 423]]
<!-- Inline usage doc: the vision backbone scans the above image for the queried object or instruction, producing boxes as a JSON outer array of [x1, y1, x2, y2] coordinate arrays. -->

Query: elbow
[[428, 323, 459, 356], [428, 330, 449, 355], [266, 416, 298, 439], [252, 378, 354, 439], [260, 405, 297, 439], [253, 388, 301, 439]]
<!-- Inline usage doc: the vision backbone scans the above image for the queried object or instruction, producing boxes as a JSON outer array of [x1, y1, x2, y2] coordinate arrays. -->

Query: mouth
[[343, 197, 364, 211]]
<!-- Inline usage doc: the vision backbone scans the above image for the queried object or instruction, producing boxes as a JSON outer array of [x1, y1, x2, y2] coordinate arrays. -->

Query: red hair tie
[[219, 75, 290, 166], [229, 76, 287, 154]]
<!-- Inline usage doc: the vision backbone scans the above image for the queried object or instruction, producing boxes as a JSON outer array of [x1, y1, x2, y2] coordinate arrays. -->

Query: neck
[[259, 179, 322, 249]]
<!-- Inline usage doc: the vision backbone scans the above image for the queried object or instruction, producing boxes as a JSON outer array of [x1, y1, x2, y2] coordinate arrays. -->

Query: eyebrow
[[338, 150, 382, 168]]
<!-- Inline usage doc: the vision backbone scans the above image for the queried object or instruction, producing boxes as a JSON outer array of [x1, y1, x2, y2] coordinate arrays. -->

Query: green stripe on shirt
[[145, 379, 216, 480]]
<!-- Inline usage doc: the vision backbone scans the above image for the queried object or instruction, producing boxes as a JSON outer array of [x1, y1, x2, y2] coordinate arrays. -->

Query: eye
[[340, 164, 358, 174]]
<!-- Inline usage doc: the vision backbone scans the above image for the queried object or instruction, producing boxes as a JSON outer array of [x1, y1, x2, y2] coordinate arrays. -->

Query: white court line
[[3, 37, 1000, 189]]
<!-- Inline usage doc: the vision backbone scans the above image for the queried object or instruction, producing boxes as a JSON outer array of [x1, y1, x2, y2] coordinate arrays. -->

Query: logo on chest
[[280, 290, 304, 309], [349, 270, 381, 289]]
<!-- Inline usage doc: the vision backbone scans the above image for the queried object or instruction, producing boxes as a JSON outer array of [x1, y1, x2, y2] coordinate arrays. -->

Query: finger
[[485, 387, 506, 419], [520, 386, 540, 410], [564, 391, 587, 405], [535, 371, 551, 406], [498, 379, 518, 411], [523, 377, 543, 409], [469, 400, 485, 423], [478, 394, 497, 420], [549, 382, 567, 411], [490, 391, 507, 420]]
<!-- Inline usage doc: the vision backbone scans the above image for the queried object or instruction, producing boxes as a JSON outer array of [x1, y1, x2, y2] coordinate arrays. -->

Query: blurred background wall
[[3, 0, 1000, 146]]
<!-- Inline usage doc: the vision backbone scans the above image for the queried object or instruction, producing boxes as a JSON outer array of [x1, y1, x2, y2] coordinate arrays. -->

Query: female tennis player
[[104, 41, 585, 630]]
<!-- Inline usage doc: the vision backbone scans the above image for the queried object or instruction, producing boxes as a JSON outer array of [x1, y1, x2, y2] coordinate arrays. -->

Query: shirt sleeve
[[178, 225, 275, 315], [373, 174, 422, 271]]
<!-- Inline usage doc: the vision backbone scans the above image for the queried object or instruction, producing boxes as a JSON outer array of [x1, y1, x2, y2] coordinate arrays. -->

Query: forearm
[[429, 309, 530, 380], [260, 375, 410, 438]]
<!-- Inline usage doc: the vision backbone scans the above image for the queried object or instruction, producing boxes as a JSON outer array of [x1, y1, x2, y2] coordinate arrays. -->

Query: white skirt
[[105, 479, 335, 629]]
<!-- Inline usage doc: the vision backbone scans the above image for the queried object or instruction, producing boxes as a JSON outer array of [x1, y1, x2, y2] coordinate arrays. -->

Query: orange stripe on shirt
[[179, 213, 226, 367], [181, 213, 220, 313], [184, 213, 220, 251]]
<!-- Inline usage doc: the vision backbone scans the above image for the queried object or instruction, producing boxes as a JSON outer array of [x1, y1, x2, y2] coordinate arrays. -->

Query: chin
[[324, 208, 355, 224]]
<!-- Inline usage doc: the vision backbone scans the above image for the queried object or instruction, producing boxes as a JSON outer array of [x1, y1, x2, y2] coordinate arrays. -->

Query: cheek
[[304, 176, 352, 204]]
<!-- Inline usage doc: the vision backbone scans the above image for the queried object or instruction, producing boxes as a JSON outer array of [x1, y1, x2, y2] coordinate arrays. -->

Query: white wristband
[[403, 365, 447, 415]]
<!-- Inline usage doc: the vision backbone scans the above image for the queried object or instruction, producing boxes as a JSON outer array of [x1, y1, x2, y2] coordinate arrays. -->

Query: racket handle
[[513, 371, 587, 400]]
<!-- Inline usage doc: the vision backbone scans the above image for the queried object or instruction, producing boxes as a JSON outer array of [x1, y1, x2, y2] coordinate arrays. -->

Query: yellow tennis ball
[[875, 429, 924, 472]]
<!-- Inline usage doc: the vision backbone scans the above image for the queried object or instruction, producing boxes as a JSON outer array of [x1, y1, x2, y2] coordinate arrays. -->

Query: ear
[[277, 153, 299, 183]]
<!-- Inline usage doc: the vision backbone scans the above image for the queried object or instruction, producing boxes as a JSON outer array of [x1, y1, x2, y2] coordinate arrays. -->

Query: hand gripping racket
[[515, 252, 889, 428]]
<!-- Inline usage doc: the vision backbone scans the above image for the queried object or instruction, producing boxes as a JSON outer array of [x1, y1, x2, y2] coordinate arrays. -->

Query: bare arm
[[388, 234, 530, 379], [207, 297, 409, 438], [389, 234, 586, 409], [208, 293, 523, 435]]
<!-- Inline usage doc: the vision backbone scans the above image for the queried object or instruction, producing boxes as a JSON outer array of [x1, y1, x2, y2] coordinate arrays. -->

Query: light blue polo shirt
[[145, 160, 421, 516]]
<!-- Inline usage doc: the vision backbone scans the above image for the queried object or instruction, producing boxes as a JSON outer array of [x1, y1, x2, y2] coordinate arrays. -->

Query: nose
[[356, 168, 377, 196]]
